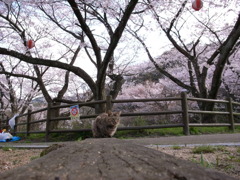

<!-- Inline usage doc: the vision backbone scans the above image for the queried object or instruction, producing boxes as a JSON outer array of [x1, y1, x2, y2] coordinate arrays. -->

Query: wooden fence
[[0, 92, 240, 141]]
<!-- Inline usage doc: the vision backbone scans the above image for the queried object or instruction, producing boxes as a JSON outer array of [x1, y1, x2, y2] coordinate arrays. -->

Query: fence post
[[106, 95, 113, 111], [45, 103, 52, 142], [181, 92, 189, 135], [227, 97, 235, 132], [26, 108, 32, 136]]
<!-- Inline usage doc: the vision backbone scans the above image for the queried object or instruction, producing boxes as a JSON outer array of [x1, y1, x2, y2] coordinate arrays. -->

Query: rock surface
[[0, 138, 237, 180]]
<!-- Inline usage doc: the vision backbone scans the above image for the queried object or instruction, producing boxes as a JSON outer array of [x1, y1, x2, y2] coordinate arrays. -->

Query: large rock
[[0, 138, 237, 180]]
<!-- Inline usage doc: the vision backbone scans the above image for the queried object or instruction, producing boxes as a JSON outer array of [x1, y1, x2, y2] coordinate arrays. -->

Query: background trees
[[0, 0, 140, 114], [0, 0, 239, 124], [0, 60, 40, 115], [128, 0, 240, 122]]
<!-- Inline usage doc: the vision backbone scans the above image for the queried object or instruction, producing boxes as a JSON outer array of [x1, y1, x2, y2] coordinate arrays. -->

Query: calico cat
[[92, 111, 121, 138]]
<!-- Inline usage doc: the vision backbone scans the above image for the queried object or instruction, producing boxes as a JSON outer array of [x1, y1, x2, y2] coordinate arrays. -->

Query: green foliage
[[1, 147, 15, 151], [237, 147, 240, 153], [191, 153, 213, 168], [30, 156, 40, 161], [18, 131, 92, 142], [132, 116, 148, 134], [13, 124, 240, 142], [172, 145, 182, 150], [48, 132, 92, 142], [189, 127, 200, 135], [115, 127, 183, 138], [40, 144, 65, 157], [18, 133, 46, 143], [116, 126, 240, 139], [235, 126, 240, 132], [192, 146, 216, 154], [28, 134, 46, 140], [199, 153, 212, 168], [215, 146, 227, 152], [115, 130, 147, 138], [189, 127, 240, 135], [226, 151, 240, 163], [155, 128, 183, 136], [133, 116, 147, 126]]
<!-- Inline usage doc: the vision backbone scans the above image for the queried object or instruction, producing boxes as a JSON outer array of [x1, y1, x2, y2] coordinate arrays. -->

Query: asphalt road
[[125, 133, 240, 146], [0, 133, 239, 149]]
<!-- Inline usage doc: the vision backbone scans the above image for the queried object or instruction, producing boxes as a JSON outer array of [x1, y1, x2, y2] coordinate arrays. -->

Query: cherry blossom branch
[[67, 0, 102, 68]]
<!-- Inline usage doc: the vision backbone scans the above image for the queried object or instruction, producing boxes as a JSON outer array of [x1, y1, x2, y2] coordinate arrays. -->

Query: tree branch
[[0, 47, 97, 95], [97, 0, 138, 96], [0, 71, 37, 81], [57, 45, 81, 100], [129, 29, 195, 92], [209, 14, 240, 99], [67, 0, 102, 68]]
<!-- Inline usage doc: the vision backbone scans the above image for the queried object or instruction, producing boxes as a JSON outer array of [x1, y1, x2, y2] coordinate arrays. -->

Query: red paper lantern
[[26, 40, 35, 49], [192, 0, 203, 11]]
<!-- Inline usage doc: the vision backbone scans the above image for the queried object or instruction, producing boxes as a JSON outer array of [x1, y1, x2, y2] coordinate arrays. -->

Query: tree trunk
[[199, 101, 216, 123], [48, 102, 61, 130], [94, 82, 107, 114]]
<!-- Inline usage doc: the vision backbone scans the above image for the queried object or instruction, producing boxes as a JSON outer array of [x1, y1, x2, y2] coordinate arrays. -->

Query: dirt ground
[[0, 145, 239, 179], [0, 148, 42, 173], [151, 146, 240, 179]]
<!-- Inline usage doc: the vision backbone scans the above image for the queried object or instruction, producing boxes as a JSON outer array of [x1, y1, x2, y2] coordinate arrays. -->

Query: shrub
[[192, 146, 216, 154]]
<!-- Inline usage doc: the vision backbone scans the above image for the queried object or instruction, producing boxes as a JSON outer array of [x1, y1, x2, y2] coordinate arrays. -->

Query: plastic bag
[[0, 132, 12, 141], [9, 114, 19, 129]]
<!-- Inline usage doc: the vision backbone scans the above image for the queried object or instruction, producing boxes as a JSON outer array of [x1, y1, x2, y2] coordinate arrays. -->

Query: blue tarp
[[0, 136, 21, 142]]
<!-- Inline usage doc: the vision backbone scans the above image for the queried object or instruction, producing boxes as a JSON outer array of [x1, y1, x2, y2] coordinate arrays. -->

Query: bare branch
[[0, 47, 97, 94], [67, 0, 102, 68]]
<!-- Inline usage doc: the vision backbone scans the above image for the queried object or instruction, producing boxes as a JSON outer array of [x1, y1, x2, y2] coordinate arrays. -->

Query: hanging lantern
[[192, 0, 203, 11], [26, 40, 35, 49]]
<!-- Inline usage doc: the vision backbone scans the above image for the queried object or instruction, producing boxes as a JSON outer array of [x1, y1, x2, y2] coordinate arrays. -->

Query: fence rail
[[0, 92, 240, 141]]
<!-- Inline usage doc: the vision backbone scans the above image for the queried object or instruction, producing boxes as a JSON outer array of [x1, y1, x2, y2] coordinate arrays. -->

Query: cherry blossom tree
[[0, 0, 81, 127], [1, 0, 239, 125], [0, 61, 40, 116], [0, 0, 90, 129], [129, 0, 240, 122], [0, 0, 140, 114]]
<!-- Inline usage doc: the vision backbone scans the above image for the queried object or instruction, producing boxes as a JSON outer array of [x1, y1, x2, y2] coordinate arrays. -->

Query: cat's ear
[[116, 111, 121, 116], [107, 110, 112, 116]]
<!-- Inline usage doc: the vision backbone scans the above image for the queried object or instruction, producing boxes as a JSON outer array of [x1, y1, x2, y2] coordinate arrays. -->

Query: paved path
[[0, 133, 239, 149], [125, 133, 240, 146]]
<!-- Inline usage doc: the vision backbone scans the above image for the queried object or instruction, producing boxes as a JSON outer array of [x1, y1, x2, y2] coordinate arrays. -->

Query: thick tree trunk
[[199, 101, 216, 123], [49, 102, 61, 130], [94, 78, 107, 114]]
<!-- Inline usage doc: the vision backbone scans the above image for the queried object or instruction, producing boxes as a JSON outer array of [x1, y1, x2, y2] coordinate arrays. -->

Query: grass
[[190, 126, 240, 135], [192, 146, 216, 154], [192, 146, 228, 154], [190, 145, 240, 175], [30, 156, 40, 161], [1, 147, 15, 151], [13, 126, 240, 142], [172, 145, 182, 150], [115, 126, 240, 139], [18, 131, 92, 142], [199, 153, 212, 168], [191, 146, 219, 168], [115, 127, 184, 138]]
